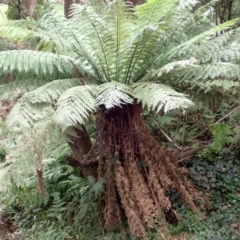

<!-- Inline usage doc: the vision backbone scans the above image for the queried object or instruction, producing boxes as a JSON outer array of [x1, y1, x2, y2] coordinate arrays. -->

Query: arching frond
[[193, 0, 219, 19], [53, 85, 97, 128], [181, 31, 240, 63], [191, 79, 240, 93], [161, 19, 240, 63], [0, 50, 74, 76], [25, 78, 85, 104], [0, 19, 36, 42], [141, 58, 198, 82], [6, 100, 53, 130], [174, 63, 240, 83], [0, 77, 50, 101], [133, 82, 193, 113], [135, 0, 177, 25], [95, 81, 133, 109]]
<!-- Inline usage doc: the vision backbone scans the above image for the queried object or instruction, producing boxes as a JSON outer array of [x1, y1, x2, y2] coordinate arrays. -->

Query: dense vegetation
[[0, 0, 240, 239]]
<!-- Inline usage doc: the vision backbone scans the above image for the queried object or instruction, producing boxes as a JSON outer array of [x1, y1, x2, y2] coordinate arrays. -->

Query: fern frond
[[182, 31, 240, 63], [133, 82, 193, 113], [193, 0, 219, 20], [135, 0, 177, 25], [0, 50, 74, 76], [0, 19, 36, 42], [69, 2, 134, 83], [53, 85, 97, 128], [162, 18, 240, 62], [6, 100, 53, 130], [103, 0, 136, 82], [141, 58, 198, 82], [191, 79, 240, 93], [95, 81, 133, 109], [25, 78, 85, 104], [0, 77, 50, 101], [174, 62, 240, 83]]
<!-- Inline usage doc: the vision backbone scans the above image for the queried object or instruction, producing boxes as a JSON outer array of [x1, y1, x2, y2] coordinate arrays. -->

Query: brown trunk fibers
[[85, 103, 203, 239]]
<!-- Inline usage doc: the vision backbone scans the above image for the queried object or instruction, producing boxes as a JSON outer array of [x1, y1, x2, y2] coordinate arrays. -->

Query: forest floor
[[0, 203, 20, 240]]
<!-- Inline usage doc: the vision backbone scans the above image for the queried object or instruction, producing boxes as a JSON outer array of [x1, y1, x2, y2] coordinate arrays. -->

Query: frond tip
[[133, 82, 194, 113], [53, 85, 97, 128], [95, 81, 134, 109]]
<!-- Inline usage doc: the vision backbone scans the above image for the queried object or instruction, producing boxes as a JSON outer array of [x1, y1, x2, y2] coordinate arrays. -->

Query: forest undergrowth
[[0, 0, 240, 238]]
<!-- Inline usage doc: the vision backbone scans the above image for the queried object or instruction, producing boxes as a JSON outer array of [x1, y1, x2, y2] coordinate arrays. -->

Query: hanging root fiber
[[89, 103, 202, 239]]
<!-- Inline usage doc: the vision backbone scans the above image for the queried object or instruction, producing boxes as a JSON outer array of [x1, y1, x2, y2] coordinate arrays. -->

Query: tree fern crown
[[1, 0, 240, 129]]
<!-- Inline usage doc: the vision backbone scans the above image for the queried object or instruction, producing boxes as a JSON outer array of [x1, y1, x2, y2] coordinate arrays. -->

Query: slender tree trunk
[[67, 125, 97, 178], [35, 146, 45, 196], [21, 0, 37, 18], [64, 0, 73, 19], [131, 0, 145, 5]]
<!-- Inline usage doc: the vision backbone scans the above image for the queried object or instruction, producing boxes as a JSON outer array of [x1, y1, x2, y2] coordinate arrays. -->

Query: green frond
[[6, 100, 53, 130], [133, 82, 193, 113], [164, 18, 240, 62], [25, 78, 85, 104], [182, 31, 240, 63], [95, 81, 133, 109], [192, 79, 240, 94], [103, 0, 136, 82], [53, 85, 97, 128], [68, 2, 135, 83], [0, 50, 74, 76], [0, 19, 36, 42], [141, 58, 198, 82], [193, 0, 218, 20], [174, 63, 240, 83], [135, 0, 177, 25], [0, 77, 50, 101], [0, 124, 66, 189]]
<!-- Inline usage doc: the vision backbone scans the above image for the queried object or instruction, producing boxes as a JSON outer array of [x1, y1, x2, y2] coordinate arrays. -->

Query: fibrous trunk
[[88, 103, 202, 239]]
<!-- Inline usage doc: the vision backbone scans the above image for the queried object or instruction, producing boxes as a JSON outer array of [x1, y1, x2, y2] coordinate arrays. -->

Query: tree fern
[[2, 0, 240, 238], [1, 0, 240, 130]]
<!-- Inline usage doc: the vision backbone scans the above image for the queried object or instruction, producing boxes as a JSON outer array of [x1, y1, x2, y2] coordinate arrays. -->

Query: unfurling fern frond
[[95, 81, 133, 109], [133, 82, 193, 113], [53, 85, 97, 128]]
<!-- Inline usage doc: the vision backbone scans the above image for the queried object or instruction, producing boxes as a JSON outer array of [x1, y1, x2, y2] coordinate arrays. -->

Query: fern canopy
[[0, 0, 239, 129]]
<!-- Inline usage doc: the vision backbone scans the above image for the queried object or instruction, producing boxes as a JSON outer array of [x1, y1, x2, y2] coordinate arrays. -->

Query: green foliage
[[201, 123, 233, 160], [1, 0, 240, 239], [166, 156, 240, 239], [5, 6, 20, 20], [1, 157, 105, 239]]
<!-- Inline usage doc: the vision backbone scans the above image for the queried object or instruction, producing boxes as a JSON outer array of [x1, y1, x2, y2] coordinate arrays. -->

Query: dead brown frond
[[86, 103, 203, 239]]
